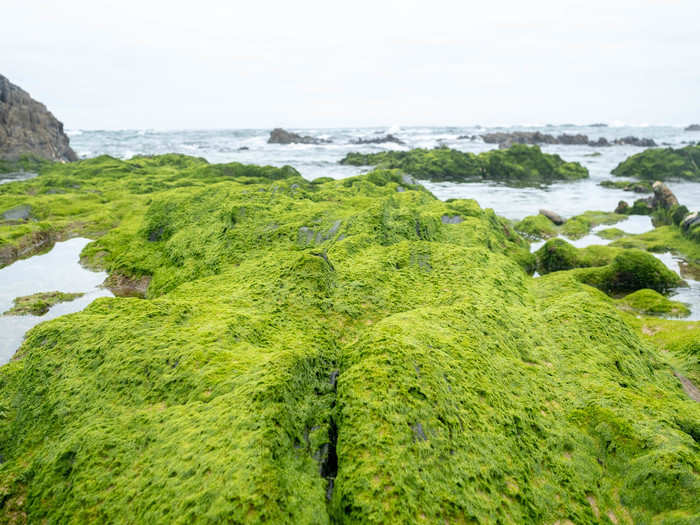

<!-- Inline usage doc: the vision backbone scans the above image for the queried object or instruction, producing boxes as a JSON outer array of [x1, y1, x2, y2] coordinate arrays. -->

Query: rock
[[589, 123, 608, 127], [613, 136, 657, 147], [681, 211, 700, 231], [351, 134, 404, 145], [685, 124, 700, 132], [267, 128, 331, 145], [237, 146, 250, 151], [0, 74, 77, 162], [651, 181, 679, 209], [557, 134, 589, 145], [615, 201, 630, 214], [440, 215, 463, 224], [2, 204, 31, 221], [539, 209, 565, 225]]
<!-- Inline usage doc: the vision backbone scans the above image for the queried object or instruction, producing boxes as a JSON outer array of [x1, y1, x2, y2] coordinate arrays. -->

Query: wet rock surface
[[480, 131, 657, 148]]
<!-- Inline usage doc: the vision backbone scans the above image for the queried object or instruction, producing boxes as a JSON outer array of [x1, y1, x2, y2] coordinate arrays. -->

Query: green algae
[[559, 211, 626, 240], [576, 249, 685, 295], [599, 180, 652, 192], [515, 214, 558, 240], [0, 155, 52, 175], [617, 289, 690, 318], [0, 155, 698, 524], [597, 227, 626, 240], [612, 145, 700, 181], [535, 238, 620, 274], [340, 144, 589, 185], [611, 225, 700, 264], [3, 291, 84, 316]]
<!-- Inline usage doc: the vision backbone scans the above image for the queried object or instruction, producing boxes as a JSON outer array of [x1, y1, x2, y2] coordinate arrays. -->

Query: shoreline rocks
[[268, 128, 332, 145], [539, 209, 565, 225], [685, 124, 700, 132], [0, 74, 77, 162]]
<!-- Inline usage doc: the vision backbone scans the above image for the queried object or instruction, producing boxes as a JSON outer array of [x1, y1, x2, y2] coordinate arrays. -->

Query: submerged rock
[[0, 74, 77, 162], [268, 128, 331, 145], [3, 291, 84, 316]]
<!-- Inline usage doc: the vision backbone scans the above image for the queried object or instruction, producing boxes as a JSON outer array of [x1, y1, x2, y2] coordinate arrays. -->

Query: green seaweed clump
[[535, 238, 619, 274], [3, 291, 84, 316], [597, 227, 626, 240], [0, 155, 52, 175], [578, 249, 685, 295], [611, 225, 700, 265], [340, 144, 589, 185], [0, 155, 698, 524], [617, 289, 690, 318], [560, 211, 626, 239], [514, 214, 558, 240], [612, 145, 700, 181]]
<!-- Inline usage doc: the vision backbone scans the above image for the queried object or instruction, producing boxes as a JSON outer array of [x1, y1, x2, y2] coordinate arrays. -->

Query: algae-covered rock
[[617, 289, 690, 318], [340, 144, 589, 185], [3, 291, 84, 316], [515, 214, 558, 240], [612, 145, 700, 181], [0, 155, 698, 524], [578, 249, 685, 295], [535, 238, 618, 274]]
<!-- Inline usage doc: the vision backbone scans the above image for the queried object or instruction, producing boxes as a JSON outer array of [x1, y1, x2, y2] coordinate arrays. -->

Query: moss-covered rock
[[0, 155, 698, 524], [514, 214, 558, 240], [611, 225, 700, 265], [612, 145, 700, 181], [559, 211, 626, 239], [617, 289, 690, 318], [597, 227, 626, 240], [340, 144, 589, 185], [3, 291, 84, 316], [535, 238, 619, 274], [577, 249, 685, 295]]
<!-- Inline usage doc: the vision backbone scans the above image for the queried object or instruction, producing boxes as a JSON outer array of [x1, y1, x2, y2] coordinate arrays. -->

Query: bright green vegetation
[[516, 211, 625, 242], [597, 227, 625, 240], [612, 225, 700, 265], [0, 155, 698, 524], [535, 238, 619, 274], [617, 289, 690, 318], [339, 144, 589, 185], [3, 291, 84, 316], [560, 211, 626, 240], [514, 214, 558, 240], [576, 250, 685, 295], [612, 145, 700, 181]]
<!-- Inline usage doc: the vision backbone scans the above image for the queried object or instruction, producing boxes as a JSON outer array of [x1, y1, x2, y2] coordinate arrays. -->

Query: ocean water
[[67, 124, 700, 221]]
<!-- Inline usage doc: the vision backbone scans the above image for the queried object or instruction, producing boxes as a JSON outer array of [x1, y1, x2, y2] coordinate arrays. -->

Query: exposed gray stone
[[0, 74, 77, 162]]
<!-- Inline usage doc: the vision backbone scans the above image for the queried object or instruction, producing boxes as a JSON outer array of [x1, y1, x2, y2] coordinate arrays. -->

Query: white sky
[[2, 0, 699, 130]]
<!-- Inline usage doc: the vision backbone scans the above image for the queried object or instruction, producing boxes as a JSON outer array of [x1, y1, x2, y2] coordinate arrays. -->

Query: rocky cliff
[[0, 74, 77, 162]]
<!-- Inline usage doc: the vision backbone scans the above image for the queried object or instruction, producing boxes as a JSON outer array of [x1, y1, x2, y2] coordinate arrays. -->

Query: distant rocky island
[[477, 131, 657, 148], [0, 74, 77, 163], [268, 128, 332, 145]]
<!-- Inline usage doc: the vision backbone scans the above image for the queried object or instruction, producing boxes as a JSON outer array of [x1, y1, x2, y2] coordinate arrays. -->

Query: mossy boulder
[[535, 238, 619, 274], [597, 227, 625, 240], [612, 145, 700, 181], [515, 214, 558, 240], [340, 144, 589, 185], [578, 249, 685, 295], [617, 289, 690, 318]]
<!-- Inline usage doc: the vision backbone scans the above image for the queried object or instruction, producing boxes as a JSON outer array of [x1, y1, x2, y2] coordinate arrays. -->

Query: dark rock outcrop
[[480, 131, 655, 148], [351, 134, 404, 145], [685, 124, 700, 132], [268, 128, 331, 145], [539, 209, 565, 225], [0, 74, 77, 162]]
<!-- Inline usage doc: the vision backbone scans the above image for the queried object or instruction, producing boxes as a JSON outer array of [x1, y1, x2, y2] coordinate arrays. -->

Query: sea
[[66, 124, 700, 220]]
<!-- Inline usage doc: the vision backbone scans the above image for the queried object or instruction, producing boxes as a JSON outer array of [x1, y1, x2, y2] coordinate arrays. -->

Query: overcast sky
[[2, 0, 699, 130]]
